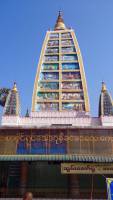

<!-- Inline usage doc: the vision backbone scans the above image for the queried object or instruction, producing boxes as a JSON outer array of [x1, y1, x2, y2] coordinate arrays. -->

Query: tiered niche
[[32, 16, 90, 112]]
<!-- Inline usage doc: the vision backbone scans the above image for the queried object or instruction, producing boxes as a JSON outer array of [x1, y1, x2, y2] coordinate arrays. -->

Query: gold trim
[[71, 31, 90, 112], [32, 31, 50, 111]]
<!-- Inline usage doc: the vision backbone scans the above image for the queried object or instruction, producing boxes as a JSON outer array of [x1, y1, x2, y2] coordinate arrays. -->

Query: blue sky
[[0, 0, 113, 116]]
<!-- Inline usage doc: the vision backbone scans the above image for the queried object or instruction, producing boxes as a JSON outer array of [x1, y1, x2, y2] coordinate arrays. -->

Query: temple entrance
[[0, 161, 109, 199]]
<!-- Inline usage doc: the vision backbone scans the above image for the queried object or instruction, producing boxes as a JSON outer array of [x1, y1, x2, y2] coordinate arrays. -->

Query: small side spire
[[99, 82, 113, 116], [54, 11, 66, 31], [25, 108, 29, 117], [3, 82, 21, 116]]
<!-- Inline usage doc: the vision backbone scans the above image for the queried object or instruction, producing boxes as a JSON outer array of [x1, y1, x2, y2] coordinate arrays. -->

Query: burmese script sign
[[0, 129, 113, 155], [61, 163, 113, 174]]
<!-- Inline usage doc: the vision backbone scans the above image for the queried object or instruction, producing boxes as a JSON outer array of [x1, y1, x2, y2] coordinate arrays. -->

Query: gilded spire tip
[[12, 82, 18, 92], [54, 11, 66, 31], [101, 81, 107, 92]]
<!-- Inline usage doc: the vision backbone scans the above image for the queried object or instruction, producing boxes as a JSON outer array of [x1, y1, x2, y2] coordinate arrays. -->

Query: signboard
[[106, 178, 113, 200], [0, 129, 113, 156], [61, 163, 113, 174]]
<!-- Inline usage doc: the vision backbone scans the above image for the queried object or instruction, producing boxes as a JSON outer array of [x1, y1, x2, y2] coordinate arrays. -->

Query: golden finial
[[101, 81, 107, 92], [54, 11, 66, 30], [12, 82, 18, 92]]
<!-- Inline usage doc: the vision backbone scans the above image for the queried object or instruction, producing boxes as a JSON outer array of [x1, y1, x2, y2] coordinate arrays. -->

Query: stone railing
[[1, 116, 101, 128], [101, 116, 113, 126], [1, 111, 113, 128]]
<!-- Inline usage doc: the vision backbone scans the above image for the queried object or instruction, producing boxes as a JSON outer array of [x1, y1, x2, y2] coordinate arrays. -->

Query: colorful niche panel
[[36, 103, 59, 111], [39, 82, 59, 90], [61, 32, 72, 38], [37, 92, 59, 100], [62, 72, 81, 80], [49, 33, 59, 39], [61, 47, 76, 53], [45, 47, 59, 54], [62, 63, 79, 70], [61, 82, 82, 90], [42, 64, 59, 70], [61, 39, 74, 46], [40, 72, 59, 80], [62, 103, 85, 111], [61, 54, 78, 61], [48, 40, 59, 47], [62, 93, 84, 100], [44, 55, 59, 62]]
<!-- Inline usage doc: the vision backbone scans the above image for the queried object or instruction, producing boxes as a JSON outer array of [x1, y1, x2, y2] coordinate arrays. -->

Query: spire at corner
[[99, 82, 113, 116], [54, 11, 66, 31], [3, 82, 20, 116], [25, 108, 29, 117]]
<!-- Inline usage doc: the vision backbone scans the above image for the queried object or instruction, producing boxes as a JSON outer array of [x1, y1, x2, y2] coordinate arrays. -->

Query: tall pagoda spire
[[32, 12, 90, 113], [54, 11, 66, 30], [99, 82, 113, 116], [3, 82, 20, 116]]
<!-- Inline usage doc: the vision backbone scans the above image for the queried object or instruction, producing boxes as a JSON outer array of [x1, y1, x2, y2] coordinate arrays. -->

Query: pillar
[[68, 174, 80, 198], [20, 162, 28, 195]]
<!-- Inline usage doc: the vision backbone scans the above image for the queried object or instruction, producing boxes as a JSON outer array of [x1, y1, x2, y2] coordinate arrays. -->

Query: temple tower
[[99, 82, 113, 116], [32, 12, 90, 112], [3, 82, 20, 116]]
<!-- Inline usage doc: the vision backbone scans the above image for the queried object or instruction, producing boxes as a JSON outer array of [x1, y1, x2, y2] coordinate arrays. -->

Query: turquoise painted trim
[[0, 154, 112, 162]]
